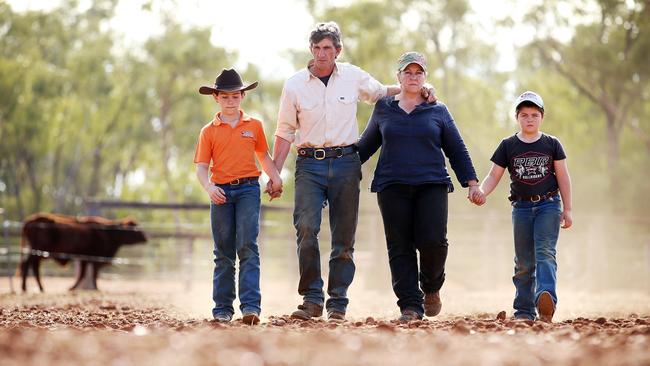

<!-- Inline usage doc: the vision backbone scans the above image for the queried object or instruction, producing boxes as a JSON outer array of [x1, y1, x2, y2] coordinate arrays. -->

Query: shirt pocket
[[298, 99, 322, 126], [334, 84, 358, 121], [335, 82, 358, 105]]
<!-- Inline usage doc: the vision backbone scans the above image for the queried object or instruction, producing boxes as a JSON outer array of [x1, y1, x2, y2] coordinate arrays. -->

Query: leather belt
[[217, 177, 258, 186], [297, 145, 358, 160], [509, 189, 559, 203]]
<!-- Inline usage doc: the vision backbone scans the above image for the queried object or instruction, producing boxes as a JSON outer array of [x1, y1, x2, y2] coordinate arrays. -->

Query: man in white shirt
[[271, 22, 429, 321]]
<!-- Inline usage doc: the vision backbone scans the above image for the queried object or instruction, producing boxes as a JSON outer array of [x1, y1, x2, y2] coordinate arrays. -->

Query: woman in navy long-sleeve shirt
[[357, 52, 480, 322]]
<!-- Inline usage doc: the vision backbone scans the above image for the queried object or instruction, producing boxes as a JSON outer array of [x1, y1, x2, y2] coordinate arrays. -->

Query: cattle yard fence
[[0, 199, 293, 293]]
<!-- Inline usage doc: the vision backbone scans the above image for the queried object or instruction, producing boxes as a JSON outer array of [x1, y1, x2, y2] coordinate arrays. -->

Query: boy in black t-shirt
[[474, 91, 573, 322]]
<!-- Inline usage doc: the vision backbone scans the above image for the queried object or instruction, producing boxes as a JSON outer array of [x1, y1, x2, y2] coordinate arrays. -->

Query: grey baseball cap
[[515, 91, 544, 110]]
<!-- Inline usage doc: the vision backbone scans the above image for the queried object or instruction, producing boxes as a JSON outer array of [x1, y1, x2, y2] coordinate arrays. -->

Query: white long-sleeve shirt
[[275, 62, 387, 148]]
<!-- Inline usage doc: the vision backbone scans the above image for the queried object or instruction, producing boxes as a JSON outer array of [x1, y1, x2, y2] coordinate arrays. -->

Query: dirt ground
[[1, 277, 649, 366]]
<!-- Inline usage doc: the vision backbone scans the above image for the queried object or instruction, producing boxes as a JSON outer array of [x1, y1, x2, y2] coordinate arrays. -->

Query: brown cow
[[19, 213, 147, 292]]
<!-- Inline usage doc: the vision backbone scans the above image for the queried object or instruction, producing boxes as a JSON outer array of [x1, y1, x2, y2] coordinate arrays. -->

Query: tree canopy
[[1, 0, 648, 220]]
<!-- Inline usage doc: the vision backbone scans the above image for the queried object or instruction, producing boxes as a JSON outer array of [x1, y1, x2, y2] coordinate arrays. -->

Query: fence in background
[[2, 200, 650, 294], [0, 199, 294, 293]]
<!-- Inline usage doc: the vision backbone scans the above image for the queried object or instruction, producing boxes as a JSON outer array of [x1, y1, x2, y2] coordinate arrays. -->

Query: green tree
[[520, 0, 650, 199]]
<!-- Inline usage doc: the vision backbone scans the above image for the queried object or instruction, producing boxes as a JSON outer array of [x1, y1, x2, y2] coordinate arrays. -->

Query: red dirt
[[1, 292, 648, 366]]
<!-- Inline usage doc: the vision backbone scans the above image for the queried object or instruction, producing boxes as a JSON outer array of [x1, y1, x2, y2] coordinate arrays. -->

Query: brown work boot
[[290, 301, 323, 320], [424, 291, 442, 317], [327, 310, 346, 322], [536, 291, 555, 323]]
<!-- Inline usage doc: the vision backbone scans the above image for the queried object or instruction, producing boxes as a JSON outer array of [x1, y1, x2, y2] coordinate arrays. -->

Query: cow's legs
[[20, 256, 31, 292], [71, 261, 98, 290], [31, 256, 44, 292], [70, 260, 87, 290], [91, 262, 100, 290]]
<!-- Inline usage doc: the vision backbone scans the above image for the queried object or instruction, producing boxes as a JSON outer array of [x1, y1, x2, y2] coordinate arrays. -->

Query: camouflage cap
[[397, 52, 427, 72], [515, 91, 544, 111]]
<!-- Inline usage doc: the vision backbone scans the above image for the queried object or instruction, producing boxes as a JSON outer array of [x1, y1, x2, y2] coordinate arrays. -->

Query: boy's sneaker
[[242, 312, 260, 325], [213, 313, 232, 323], [424, 291, 442, 317], [290, 301, 323, 320], [513, 314, 535, 321], [536, 291, 555, 323], [398, 309, 423, 323]]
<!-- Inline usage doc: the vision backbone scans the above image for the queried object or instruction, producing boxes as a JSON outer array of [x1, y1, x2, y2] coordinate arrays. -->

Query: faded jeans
[[210, 180, 261, 318], [511, 195, 562, 320], [293, 153, 361, 313]]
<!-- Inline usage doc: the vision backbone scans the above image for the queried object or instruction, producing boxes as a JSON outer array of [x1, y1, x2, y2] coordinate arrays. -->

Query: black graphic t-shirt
[[490, 133, 566, 198]]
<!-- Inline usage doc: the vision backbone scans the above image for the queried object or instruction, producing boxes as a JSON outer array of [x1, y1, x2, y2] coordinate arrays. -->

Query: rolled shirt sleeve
[[357, 68, 387, 104], [275, 83, 298, 143]]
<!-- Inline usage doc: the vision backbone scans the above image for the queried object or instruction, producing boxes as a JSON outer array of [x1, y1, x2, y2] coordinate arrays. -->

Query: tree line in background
[[0, 0, 648, 221]]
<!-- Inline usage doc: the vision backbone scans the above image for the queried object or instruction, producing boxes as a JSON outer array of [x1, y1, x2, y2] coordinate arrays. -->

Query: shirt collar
[[304, 60, 340, 81], [211, 110, 251, 126], [388, 95, 435, 111]]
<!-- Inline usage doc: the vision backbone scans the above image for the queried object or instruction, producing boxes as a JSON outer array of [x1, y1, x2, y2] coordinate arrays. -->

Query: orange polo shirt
[[193, 110, 269, 184]]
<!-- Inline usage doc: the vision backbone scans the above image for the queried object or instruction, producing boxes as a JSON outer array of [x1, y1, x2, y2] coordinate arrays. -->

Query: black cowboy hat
[[199, 69, 258, 95]]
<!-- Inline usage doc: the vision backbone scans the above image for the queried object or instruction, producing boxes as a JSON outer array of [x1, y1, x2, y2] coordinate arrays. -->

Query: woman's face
[[397, 63, 426, 94]]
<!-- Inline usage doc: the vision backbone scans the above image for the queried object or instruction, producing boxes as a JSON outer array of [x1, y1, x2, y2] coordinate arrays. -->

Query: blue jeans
[[511, 195, 561, 320], [210, 181, 261, 318], [293, 153, 361, 313]]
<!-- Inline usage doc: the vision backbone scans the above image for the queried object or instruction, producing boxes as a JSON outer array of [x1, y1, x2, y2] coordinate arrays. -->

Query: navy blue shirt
[[358, 96, 478, 193]]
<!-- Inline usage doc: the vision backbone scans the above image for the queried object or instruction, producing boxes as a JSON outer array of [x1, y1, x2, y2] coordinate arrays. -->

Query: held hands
[[264, 179, 283, 201], [468, 185, 486, 206]]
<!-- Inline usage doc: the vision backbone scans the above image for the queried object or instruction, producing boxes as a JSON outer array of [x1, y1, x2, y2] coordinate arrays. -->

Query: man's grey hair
[[309, 21, 343, 49]]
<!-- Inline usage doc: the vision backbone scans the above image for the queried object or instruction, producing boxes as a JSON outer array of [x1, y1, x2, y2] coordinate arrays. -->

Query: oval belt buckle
[[314, 148, 326, 160], [531, 195, 541, 203]]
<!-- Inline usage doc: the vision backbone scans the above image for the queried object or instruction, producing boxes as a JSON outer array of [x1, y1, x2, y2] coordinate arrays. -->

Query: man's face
[[516, 106, 544, 134], [310, 38, 341, 72], [214, 91, 243, 115]]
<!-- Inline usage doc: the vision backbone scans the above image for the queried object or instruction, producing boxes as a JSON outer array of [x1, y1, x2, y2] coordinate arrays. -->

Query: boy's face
[[516, 106, 543, 134], [213, 91, 244, 115]]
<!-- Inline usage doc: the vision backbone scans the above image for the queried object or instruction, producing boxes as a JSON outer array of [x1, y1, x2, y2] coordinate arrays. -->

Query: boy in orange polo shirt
[[194, 68, 282, 325]]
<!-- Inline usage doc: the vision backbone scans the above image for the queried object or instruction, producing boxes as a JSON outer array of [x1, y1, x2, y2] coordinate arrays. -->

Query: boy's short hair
[[516, 101, 544, 116], [310, 21, 342, 49]]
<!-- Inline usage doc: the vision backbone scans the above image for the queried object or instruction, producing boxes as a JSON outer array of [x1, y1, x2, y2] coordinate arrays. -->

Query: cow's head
[[116, 218, 147, 245]]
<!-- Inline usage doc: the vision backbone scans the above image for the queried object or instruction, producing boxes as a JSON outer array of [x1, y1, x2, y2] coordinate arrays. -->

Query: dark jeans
[[293, 153, 361, 313], [377, 183, 449, 315], [210, 181, 261, 318], [511, 195, 561, 320]]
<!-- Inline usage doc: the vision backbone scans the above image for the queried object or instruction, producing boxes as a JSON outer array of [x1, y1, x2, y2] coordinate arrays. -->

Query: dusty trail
[[1, 286, 649, 366]]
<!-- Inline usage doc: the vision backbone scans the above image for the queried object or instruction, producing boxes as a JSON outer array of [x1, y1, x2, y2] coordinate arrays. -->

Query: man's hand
[[421, 83, 437, 104], [207, 185, 226, 205]]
